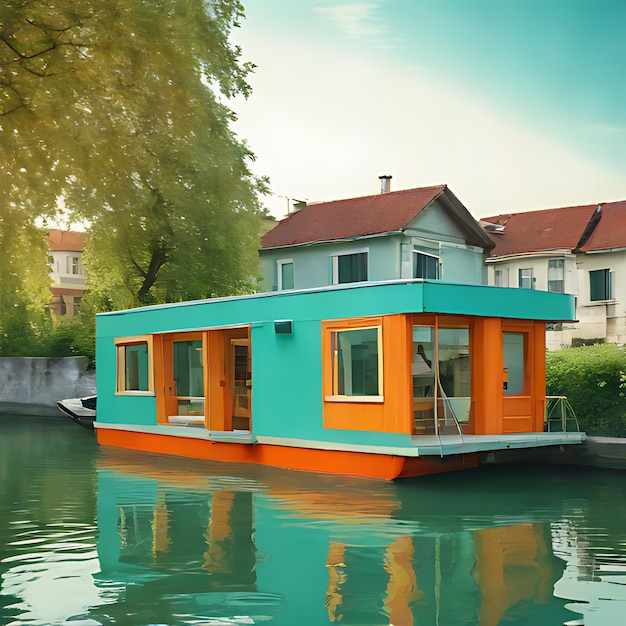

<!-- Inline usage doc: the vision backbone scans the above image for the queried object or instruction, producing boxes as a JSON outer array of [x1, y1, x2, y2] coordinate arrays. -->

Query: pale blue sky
[[232, 1, 626, 218]]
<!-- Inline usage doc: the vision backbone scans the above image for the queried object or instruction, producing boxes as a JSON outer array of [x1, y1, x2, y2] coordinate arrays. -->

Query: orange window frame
[[324, 317, 384, 403], [114, 335, 155, 395]]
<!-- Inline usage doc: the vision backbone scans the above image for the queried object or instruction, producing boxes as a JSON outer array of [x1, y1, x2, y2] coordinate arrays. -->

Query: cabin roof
[[96, 280, 575, 340], [482, 199, 626, 257], [261, 185, 494, 250]]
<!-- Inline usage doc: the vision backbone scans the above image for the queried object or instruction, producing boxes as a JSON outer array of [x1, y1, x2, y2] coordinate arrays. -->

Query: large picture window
[[329, 326, 382, 399], [332, 251, 368, 284], [115, 336, 154, 394], [589, 269, 612, 301]]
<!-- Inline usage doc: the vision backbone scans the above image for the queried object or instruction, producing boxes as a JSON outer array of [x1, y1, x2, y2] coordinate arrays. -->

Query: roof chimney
[[379, 174, 392, 194]]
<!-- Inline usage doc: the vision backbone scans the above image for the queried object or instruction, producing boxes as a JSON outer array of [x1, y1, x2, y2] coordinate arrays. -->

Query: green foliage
[[546, 344, 626, 437], [0, 218, 51, 354], [43, 318, 95, 365], [2, 0, 268, 319]]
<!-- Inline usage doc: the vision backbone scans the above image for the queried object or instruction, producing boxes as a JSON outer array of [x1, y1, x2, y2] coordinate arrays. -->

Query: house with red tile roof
[[260, 178, 494, 291], [482, 199, 626, 348], [45, 229, 86, 318]]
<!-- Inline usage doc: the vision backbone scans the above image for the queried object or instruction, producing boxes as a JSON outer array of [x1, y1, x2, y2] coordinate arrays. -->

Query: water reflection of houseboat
[[95, 278, 584, 479], [93, 451, 579, 625]]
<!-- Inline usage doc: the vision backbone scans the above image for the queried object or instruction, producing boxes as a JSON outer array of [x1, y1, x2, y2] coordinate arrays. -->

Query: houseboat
[[94, 278, 585, 480]]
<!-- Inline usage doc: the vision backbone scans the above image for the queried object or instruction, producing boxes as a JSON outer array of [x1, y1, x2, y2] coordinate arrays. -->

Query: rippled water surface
[[1, 414, 626, 625]]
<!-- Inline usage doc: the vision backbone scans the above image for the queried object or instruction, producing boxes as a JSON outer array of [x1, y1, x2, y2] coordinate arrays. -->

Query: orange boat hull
[[96, 429, 479, 480]]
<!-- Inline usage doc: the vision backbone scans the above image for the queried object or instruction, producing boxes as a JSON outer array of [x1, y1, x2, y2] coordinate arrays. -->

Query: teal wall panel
[[250, 320, 323, 439], [95, 281, 574, 433], [95, 332, 157, 426]]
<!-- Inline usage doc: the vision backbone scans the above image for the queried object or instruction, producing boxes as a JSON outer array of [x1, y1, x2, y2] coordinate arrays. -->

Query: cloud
[[315, 3, 383, 39]]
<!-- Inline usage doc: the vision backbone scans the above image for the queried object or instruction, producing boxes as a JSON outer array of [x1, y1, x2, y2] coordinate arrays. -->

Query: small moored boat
[[57, 396, 97, 430]]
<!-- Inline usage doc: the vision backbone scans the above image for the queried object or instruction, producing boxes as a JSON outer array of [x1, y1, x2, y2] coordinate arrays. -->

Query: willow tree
[[1, 0, 267, 313]]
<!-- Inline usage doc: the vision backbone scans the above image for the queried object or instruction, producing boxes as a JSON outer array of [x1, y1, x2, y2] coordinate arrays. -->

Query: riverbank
[[484, 436, 626, 471]]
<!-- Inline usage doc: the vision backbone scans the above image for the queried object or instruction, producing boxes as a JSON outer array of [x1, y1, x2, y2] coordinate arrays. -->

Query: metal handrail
[[545, 396, 580, 432]]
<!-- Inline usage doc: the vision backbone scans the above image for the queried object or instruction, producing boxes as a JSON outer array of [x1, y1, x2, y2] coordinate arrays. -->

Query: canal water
[[1, 414, 625, 626]]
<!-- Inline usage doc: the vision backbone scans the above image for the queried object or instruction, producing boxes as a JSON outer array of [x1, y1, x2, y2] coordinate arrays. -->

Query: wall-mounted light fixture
[[274, 320, 293, 335]]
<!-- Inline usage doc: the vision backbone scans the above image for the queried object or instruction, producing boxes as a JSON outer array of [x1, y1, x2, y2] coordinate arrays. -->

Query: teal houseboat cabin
[[95, 279, 585, 480]]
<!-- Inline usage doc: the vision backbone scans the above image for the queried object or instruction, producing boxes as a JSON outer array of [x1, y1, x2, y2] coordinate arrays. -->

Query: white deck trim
[[94, 422, 585, 457], [95, 421, 255, 444]]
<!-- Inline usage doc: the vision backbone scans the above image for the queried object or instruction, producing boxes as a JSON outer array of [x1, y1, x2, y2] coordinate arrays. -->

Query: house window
[[66, 256, 80, 275], [329, 325, 382, 398], [547, 259, 565, 293], [413, 250, 439, 279], [277, 259, 294, 290], [589, 269, 612, 301], [115, 336, 154, 394], [332, 251, 368, 284], [494, 268, 509, 287], [519, 268, 533, 289], [73, 296, 82, 314]]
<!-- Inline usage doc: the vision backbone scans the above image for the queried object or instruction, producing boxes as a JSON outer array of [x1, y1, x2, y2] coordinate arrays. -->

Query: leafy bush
[[546, 344, 626, 437], [41, 318, 95, 367], [0, 311, 95, 368]]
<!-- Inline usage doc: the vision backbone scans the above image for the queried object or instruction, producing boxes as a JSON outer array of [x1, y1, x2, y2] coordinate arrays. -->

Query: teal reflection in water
[[2, 414, 626, 625]]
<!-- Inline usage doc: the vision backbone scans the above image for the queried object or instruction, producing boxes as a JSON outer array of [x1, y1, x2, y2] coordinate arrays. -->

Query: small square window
[[332, 252, 368, 284], [519, 268, 533, 289], [115, 336, 154, 394], [413, 250, 439, 279], [589, 269, 612, 301]]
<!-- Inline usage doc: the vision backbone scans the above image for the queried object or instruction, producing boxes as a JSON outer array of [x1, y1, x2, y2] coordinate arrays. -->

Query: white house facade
[[482, 200, 626, 349], [45, 229, 86, 319]]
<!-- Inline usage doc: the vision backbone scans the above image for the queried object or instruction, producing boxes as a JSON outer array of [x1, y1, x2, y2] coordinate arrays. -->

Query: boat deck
[[410, 431, 586, 456], [95, 422, 584, 457]]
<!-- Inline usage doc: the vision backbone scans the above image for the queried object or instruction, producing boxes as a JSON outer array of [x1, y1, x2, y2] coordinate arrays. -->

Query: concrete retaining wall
[[0, 357, 96, 416]]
